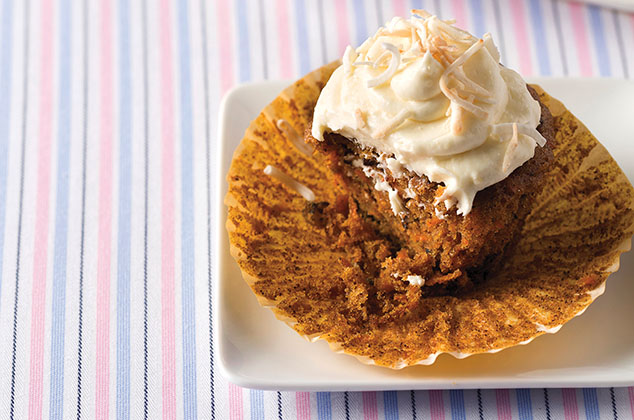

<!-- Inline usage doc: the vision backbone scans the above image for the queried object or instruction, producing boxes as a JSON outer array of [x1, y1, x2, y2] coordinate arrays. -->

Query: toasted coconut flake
[[411, 8, 431, 18], [372, 109, 412, 138], [276, 119, 313, 156], [441, 84, 488, 120], [343, 45, 357, 74], [355, 109, 367, 129], [494, 122, 548, 147], [438, 38, 491, 120], [367, 42, 401, 88], [386, 28, 412, 37], [372, 50, 392, 68], [263, 165, 315, 201], [443, 38, 484, 76], [502, 123, 519, 172], [452, 66, 491, 97], [351, 61, 376, 67]]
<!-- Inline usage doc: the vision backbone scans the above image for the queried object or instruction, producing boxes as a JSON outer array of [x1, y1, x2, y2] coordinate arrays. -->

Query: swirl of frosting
[[311, 11, 546, 215]]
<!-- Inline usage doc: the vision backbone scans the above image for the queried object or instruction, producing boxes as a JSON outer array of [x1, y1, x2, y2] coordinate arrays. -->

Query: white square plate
[[216, 78, 634, 391]]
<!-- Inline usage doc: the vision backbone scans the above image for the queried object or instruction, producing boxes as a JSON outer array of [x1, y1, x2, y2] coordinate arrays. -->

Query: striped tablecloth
[[0, 0, 632, 419]]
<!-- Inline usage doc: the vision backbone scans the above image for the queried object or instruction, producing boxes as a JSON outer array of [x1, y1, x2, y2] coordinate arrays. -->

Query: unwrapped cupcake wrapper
[[225, 62, 634, 369]]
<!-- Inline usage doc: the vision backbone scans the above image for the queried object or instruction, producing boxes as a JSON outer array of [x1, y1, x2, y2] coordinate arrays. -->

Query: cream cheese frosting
[[311, 11, 546, 216]]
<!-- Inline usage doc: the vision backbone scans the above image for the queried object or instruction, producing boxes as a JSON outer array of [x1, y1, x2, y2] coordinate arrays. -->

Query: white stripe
[[480, 0, 505, 63], [304, 0, 327, 68], [144, 2, 164, 418], [109, 0, 122, 415], [363, 0, 382, 32], [188, 0, 214, 416], [539, 0, 567, 77], [40, 0, 65, 413], [245, 0, 265, 81], [494, 0, 527, 74], [600, 8, 625, 78], [319, 0, 340, 61], [128, 0, 147, 415], [617, 12, 634, 79], [261, 0, 281, 79], [0, 0, 27, 417], [168, 0, 185, 416], [554, 1, 581, 76], [13, 0, 46, 415], [60, 0, 87, 416]]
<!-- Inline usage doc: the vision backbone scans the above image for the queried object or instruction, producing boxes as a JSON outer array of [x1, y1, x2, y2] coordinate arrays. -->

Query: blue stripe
[[450, 390, 466, 420], [588, 5, 611, 77], [235, 0, 251, 82], [516, 389, 533, 420], [294, 0, 310, 75], [528, 0, 551, 75], [250, 390, 265, 420], [384, 391, 399, 420], [116, 0, 132, 419], [0, 0, 14, 309], [177, 0, 198, 419], [353, 0, 368, 47], [583, 388, 600, 420], [411, 0, 425, 10], [468, 0, 486, 37], [316, 392, 332, 420], [49, 0, 72, 418]]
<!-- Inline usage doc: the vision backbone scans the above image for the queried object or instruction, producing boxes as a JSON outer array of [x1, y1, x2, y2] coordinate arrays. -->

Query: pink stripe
[[216, 0, 234, 93], [562, 389, 580, 420], [334, 0, 350, 54], [393, 0, 408, 17], [27, 0, 55, 418], [429, 390, 445, 420], [450, 0, 469, 30], [628, 387, 634, 418], [509, 0, 533, 75], [296, 392, 311, 420], [159, 0, 177, 419], [362, 392, 378, 420], [276, 0, 293, 79], [228, 383, 244, 420], [569, 2, 593, 77], [496, 390, 512, 420], [95, 0, 114, 418]]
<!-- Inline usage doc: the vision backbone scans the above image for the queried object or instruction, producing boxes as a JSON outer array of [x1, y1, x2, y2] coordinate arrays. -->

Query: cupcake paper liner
[[225, 62, 634, 368]]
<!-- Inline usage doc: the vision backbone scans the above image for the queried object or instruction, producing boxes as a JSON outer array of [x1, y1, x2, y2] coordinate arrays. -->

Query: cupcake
[[226, 11, 634, 368], [307, 12, 555, 294]]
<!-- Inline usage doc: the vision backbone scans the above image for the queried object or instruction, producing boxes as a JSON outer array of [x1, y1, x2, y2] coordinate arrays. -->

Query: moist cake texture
[[306, 86, 554, 294]]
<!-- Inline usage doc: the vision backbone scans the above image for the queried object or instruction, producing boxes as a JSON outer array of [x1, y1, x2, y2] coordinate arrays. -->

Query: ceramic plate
[[215, 78, 634, 391]]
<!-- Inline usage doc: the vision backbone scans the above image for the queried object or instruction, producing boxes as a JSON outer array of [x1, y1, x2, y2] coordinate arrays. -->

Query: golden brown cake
[[305, 85, 555, 295]]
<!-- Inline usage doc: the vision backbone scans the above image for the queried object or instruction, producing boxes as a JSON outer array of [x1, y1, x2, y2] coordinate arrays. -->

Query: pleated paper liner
[[225, 63, 634, 369]]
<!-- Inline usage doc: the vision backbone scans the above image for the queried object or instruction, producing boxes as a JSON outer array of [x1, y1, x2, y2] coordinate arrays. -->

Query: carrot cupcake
[[308, 11, 555, 294], [225, 11, 634, 368]]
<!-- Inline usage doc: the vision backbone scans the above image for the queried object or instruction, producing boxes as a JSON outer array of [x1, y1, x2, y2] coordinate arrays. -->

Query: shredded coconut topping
[[312, 10, 546, 216], [276, 119, 313, 156], [502, 123, 519, 172], [263, 165, 315, 202], [367, 42, 402, 88]]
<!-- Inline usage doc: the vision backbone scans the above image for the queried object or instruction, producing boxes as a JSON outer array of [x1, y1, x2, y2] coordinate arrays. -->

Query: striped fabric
[[0, 0, 632, 419]]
